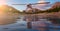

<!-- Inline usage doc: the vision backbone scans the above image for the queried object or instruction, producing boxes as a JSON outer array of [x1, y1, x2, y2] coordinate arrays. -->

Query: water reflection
[[0, 15, 27, 30], [0, 14, 60, 31], [23, 15, 60, 31]]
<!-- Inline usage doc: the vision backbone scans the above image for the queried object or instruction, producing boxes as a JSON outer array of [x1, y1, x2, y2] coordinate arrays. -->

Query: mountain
[[0, 5, 21, 14], [39, 2, 60, 18], [50, 2, 60, 9]]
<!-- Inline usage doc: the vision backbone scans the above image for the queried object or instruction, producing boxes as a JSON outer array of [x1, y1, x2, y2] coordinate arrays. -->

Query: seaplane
[[12, 0, 50, 29], [12, 0, 50, 14]]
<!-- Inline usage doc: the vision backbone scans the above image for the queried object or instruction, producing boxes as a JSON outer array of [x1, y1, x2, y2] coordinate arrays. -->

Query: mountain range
[[0, 5, 21, 14], [0, 2, 60, 14]]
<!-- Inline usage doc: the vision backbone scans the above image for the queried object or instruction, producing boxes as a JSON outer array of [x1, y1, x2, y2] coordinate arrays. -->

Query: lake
[[0, 15, 60, 31]]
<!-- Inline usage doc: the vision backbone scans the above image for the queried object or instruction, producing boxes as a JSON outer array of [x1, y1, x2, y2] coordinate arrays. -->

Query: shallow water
[[0, 15, 60, 31], [0, 15, 27, 31]]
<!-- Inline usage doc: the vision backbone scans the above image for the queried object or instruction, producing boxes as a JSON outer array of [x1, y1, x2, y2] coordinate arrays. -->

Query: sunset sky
[[0, 0, 60, 11]]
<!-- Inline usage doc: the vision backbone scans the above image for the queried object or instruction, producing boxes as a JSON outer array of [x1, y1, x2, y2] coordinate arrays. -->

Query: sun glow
[[0, 0, 7, 5], [0, 0, 7, 11], [0, 0, 7, 15]]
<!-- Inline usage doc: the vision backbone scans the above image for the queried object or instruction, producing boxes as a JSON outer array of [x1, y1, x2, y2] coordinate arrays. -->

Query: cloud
[[32, 0, 51, 10]]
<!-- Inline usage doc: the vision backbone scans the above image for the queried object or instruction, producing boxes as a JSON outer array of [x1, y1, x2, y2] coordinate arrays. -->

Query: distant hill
[[50, 2, 60, 9], [45, 2, 60, 13], [52, 2, 60, 8], [0, 5, 21, 14]]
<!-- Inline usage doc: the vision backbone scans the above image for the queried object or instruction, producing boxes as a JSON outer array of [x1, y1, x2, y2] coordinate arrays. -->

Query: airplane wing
[[12, 2, 50, 5]]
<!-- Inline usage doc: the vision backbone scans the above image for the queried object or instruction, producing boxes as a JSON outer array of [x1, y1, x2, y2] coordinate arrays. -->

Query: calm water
[[0, 15, 43, 29], [0, 15, 27, 31], [0, 15, 60, 31]]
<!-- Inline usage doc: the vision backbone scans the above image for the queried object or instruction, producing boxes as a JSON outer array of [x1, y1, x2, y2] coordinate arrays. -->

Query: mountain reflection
[[0, 13, 19, 25]]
